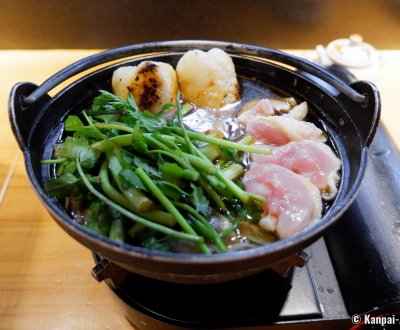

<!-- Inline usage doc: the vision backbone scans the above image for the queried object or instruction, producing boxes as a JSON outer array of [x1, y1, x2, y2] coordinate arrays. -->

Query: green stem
[[75, 156, 203, 243], [135, 167, 210, 254], [100, 161, 174, 227], [148, 149, 191, 171], [198, 177, 227, 211], [161, 163, 199, 182], [91, 134, 133, 151], [146, 142, 225, 209], [173, 202, 227, 253], [95, 122, 133, 134], [193, 145, 266, 203], [98, 161, 134, 210], [198, 145, 220, 161], [92, 122, 270, 155], [109, 218, 124, 243], [142, 210, 176, 227], [174, 128, 271, 154], [219, 219, 240, 238], [220, 163, 245, 181], [184, 154, 217, 174], [143, 134, 173, 152], [237, 135, 254, 145], [176, 92, 195, 155], [41, 158, 67, 164], [145, 133, 216, 175], [106, 152, 153, 213], [82, 110, 107, 139]]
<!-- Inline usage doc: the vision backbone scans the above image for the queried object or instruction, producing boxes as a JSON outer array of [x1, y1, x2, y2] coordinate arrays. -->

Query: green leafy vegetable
[[142, 236, 173, 252], [54, 136, 99, 168], [43, 89, 270, 255], [44, 173, 80, 198], [190, 184, 211, 217], [65, 115, 85, 131], [119, 168, 147, 191]]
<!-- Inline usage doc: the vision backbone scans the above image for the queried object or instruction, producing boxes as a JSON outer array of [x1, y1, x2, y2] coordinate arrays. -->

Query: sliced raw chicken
[[286, 101, 308, 120], [245, 115, 327, 145], [243, 164, 322, 238], [252, 140, 341, 199], [269, 97, 297, 113], [237, 98, 275, 124]]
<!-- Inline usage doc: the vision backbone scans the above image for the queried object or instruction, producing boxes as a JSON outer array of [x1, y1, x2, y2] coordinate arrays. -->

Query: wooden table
[[1, 50, 399, 329]]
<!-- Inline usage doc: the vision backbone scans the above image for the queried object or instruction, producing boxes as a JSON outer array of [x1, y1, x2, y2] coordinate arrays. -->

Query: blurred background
[[1, 0, 400, 50]]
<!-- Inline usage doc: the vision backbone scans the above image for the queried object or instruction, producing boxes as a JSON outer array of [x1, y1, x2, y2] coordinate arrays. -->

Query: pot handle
[[9, 82, 52, 151], [20, 41, 368, 106], [322, 64, 381, 147], [341, 80, 381, 147]]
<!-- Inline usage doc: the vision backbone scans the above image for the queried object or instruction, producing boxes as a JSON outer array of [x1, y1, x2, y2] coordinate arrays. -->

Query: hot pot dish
[[9, 41, 380, 283]]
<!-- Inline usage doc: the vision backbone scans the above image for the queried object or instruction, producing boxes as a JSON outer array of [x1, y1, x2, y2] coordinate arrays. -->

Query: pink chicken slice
[[237, 98, 275, 125], [243, 164, 322, 239], [252, 140, 341, 199], [245, 115, 327, 146]]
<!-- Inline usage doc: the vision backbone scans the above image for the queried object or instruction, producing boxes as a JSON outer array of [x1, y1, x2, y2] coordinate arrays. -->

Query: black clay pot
[[9, 41, 380, 283]]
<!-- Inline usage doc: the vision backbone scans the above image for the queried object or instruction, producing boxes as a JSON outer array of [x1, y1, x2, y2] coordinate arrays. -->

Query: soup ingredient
[[111, 66, 136, 98], [237, 98, 306, 124], [176, 48, 240, 109], [252, 140, 341, 199], [286, 101, 308, 120], [243, 164, 322, 239], [244, 115, 327, 145], [237, 100, 326, 145], [112, 61, 178, 115], [238, 98, 340, 237], [269, 97, 297, 112], [237, 99, 275, 124]]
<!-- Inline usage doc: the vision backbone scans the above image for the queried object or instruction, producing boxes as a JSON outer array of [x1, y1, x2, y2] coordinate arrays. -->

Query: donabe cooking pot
[[9, 41, 380, 284]]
